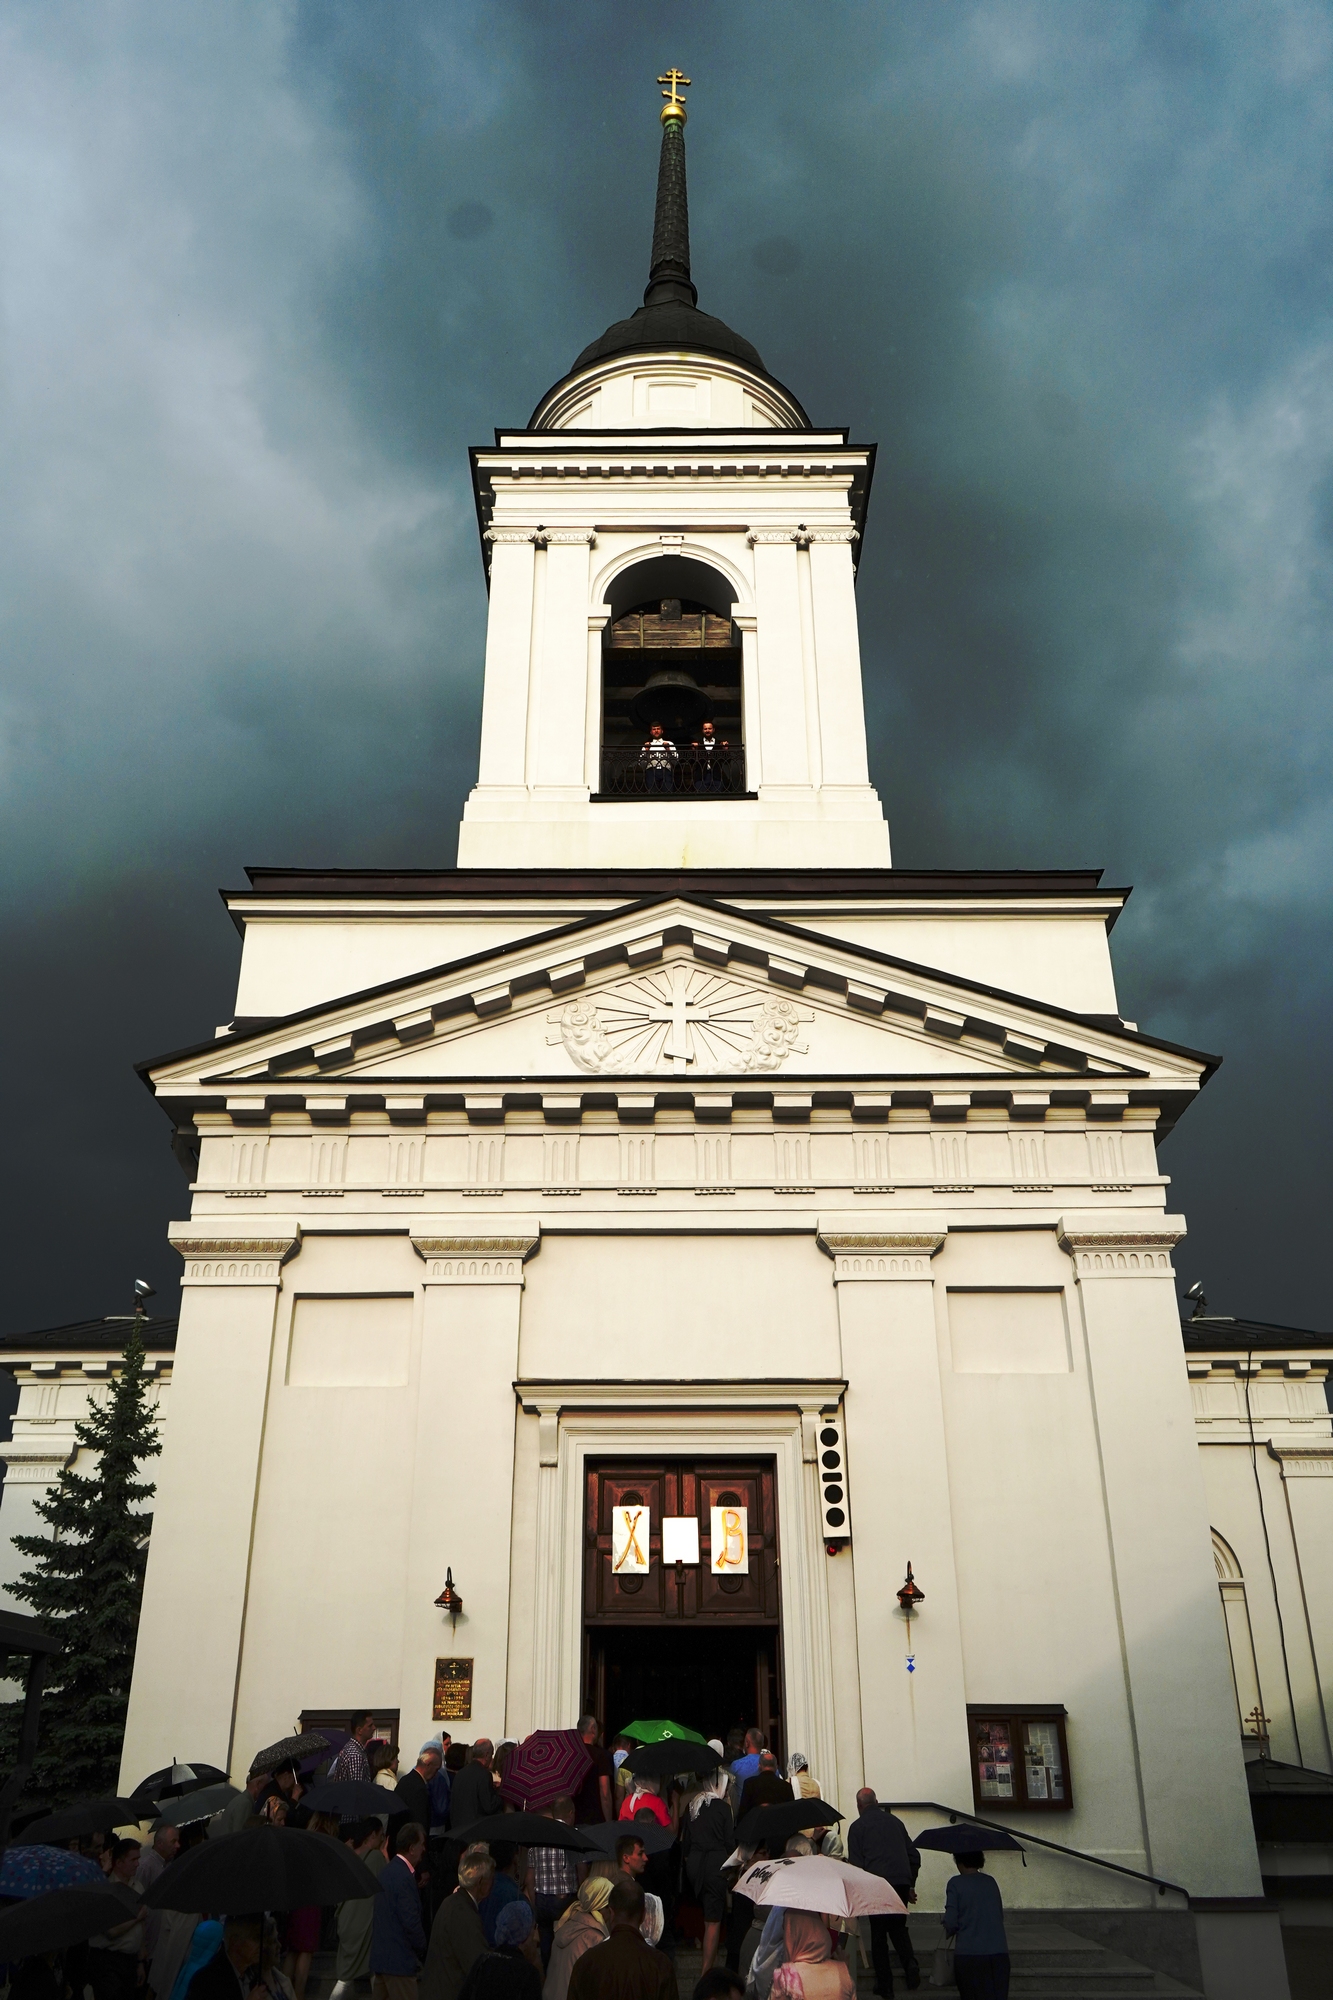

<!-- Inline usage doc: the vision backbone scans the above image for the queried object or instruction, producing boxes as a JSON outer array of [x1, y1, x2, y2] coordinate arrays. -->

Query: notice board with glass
[[966, 1704, 1072, 1812]]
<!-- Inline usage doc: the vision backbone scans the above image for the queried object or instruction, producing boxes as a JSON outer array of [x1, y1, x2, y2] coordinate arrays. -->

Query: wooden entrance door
[[583, 1458, 783, 1757], [584, 1460, 780, 1623]]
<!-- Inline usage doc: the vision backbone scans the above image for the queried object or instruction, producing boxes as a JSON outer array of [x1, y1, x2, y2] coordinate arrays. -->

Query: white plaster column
[[476, 533, 538, 792], [531, 530, 596, 796], [528, 1399, 562, 1728], [734, 614, 762, 789], [1061, 1222, 1264, 1897], [401, 1232, 538, 1749], [807, 532, 873, 788], [1271, 1444, 1333, 1771], [749, 531, 811, 789], [119, 1230, 299, 1786], [820, 1231, 973, 1802], [585, 615, 608, 792]]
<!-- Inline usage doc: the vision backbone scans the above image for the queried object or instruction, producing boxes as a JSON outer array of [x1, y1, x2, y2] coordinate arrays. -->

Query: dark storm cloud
[[1, 0, 1328, 1327]]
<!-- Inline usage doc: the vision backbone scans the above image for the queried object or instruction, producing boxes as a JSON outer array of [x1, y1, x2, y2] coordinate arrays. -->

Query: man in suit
[[447, 1741, 500, 1833], [567, 1880, 677, 2000], [737, 1753, 793, 1822], [184, 1918, 263, 2000], [421, 1843, 494, 2000], [370, 1822, 429, 2000], [394, 1746, 443, 1833]]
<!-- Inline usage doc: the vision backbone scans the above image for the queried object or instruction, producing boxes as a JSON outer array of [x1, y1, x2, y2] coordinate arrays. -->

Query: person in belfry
[[638, 722, 678, 791], [692, 720, 730, 790]]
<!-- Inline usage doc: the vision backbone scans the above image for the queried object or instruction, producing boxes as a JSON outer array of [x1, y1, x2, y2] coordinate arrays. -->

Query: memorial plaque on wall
[[433, 1657, 474, 1721]]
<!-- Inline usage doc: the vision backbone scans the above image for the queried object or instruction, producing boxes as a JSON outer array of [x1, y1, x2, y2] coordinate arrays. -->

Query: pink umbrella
[[734, 1854, 908, 1919], [498, 1729, 592, 1810]]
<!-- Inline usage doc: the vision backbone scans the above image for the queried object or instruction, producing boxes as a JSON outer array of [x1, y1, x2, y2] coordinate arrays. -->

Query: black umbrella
[[18, 1799, 145, 1843], [0, 1883, 140, 1956], [734, 1800, 843, 1851], [144, 1827, 379, 1913], [300, 1781, 393, 1819], [249, 1733, 329, 1777], [448, 1815, 599, 1852], [625, 1741, 720, 1780], [151, 1784, 241, 1829], [912, 1823, 1023, 1854], [580, 1819, 676, 1858], [132, 1762, 229, 1806]]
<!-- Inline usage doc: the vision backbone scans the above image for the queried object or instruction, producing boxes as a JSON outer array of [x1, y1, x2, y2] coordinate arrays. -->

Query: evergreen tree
[[5, 1319, 161, 1803]]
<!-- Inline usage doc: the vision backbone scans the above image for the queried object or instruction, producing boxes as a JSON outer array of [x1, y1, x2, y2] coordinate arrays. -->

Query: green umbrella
[[619, 1718, 708, 1745]]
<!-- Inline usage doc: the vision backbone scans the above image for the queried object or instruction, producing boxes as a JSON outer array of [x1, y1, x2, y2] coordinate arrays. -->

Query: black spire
[[644, 104, 697, 309], [532, 67, 811, 426]]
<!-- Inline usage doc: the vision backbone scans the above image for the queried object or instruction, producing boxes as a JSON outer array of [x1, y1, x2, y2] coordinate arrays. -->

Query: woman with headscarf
[[457, 1901, 542, 2000], [682, 1766, 734, 1975], [542, 1876, 614, 2000], [769, 1915, 853, 2000]]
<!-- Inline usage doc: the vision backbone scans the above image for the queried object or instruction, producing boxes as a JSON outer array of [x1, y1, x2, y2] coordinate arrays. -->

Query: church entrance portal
[[582, 1459, 784, 1759]]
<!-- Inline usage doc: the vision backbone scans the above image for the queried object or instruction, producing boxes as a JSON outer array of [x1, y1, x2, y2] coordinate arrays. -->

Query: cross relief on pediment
[[547, 961, 813, 1075]]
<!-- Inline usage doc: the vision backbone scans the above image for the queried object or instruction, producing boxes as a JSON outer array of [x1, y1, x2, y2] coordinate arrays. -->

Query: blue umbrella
[[0, 1845, 104, 1896]]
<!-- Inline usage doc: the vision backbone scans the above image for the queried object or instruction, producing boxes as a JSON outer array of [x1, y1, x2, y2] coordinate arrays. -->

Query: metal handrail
[[894, 1801, 1189, 1900]]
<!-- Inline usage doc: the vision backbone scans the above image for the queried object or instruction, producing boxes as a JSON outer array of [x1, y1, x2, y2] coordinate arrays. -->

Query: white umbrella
[[735, 1854, 908, 1919]]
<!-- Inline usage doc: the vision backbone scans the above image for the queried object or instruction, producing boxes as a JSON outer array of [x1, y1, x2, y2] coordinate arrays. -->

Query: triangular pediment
[[146, 897, 1208, 1104]]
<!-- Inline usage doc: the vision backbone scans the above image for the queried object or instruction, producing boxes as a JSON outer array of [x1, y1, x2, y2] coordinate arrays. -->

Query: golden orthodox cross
[[659, 68, 691, 111]]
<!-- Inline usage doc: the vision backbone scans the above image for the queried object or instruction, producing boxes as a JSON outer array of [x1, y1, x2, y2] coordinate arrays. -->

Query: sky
[[1, 0, 1329, 1333]]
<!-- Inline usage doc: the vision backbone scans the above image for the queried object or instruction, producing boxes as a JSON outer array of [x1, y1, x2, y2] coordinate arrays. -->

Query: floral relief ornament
[[546, 962, 812, 1075]]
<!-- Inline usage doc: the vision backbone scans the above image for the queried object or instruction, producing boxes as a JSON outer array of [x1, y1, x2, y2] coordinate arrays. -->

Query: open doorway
[[586, 1623, 783, 1763]]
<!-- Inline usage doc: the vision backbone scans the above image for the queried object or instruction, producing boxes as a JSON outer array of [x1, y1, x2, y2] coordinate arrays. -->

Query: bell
[[629, 669, 714, 731]]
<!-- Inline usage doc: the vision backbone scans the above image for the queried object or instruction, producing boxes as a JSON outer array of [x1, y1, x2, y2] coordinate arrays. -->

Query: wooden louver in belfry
[[608, 602, 737, 650]]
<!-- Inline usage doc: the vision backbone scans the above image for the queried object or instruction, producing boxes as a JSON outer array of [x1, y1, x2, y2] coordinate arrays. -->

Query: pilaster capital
[[172, 1232, 300, 1287], [1268, 1443, 1333, 1480], [1058, 1219, 1183, 1280], [542, 528, 597, 546], [0, 1439, 78, 1484], [818, 1231, 945, 1282], [483, 528, 542, 545], [411, 1234, 539, 1285], [747, 528, 798, 546]]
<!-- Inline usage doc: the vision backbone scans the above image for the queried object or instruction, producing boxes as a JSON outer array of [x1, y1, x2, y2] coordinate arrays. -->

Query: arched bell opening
[[597, 557, 746, 798]]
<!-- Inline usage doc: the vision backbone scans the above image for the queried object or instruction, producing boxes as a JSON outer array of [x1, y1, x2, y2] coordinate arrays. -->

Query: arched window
[[597, 556, 746, 798], [1213, 1529, 1267, 1741]]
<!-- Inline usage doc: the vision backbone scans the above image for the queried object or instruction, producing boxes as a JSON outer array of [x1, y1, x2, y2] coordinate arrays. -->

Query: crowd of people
[[21, 1715, 1010, 2000]]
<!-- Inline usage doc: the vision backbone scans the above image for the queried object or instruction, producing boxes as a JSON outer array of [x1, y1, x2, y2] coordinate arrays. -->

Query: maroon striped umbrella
[[498, 1728, 592, 1810]]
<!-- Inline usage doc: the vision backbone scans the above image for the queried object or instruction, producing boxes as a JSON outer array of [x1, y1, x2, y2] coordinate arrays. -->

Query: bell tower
[[457, 74, 890, 870]]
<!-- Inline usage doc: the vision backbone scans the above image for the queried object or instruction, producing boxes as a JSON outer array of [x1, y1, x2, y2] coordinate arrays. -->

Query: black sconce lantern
[[896, 1561, 925, 1616], [435, 1568, 463, 1627]]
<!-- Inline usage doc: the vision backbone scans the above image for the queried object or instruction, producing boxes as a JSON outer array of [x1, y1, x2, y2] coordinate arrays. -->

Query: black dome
[[573, 301, 767, 375]]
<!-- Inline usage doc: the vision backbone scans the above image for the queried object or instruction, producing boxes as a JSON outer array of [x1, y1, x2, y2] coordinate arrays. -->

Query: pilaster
[[1269, 1444, 1333, 1769], [402, 1230, 539, 1747], [476, 532, 538, 789], [120, 1228, 299, 1787], [1060, 1218, 1263, 1895], [819, 1229, 973, 1804]]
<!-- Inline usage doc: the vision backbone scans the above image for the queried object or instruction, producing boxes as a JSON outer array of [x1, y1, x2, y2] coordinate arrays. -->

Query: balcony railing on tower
[[597, 743, 749, 799]]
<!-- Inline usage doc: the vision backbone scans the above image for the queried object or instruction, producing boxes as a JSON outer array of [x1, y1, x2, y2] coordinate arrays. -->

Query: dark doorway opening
[[586, 1623, 783, 1762]]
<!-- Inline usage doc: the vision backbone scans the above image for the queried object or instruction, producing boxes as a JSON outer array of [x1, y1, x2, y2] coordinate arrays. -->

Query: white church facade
[[88, 78, 1314, 1997]]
